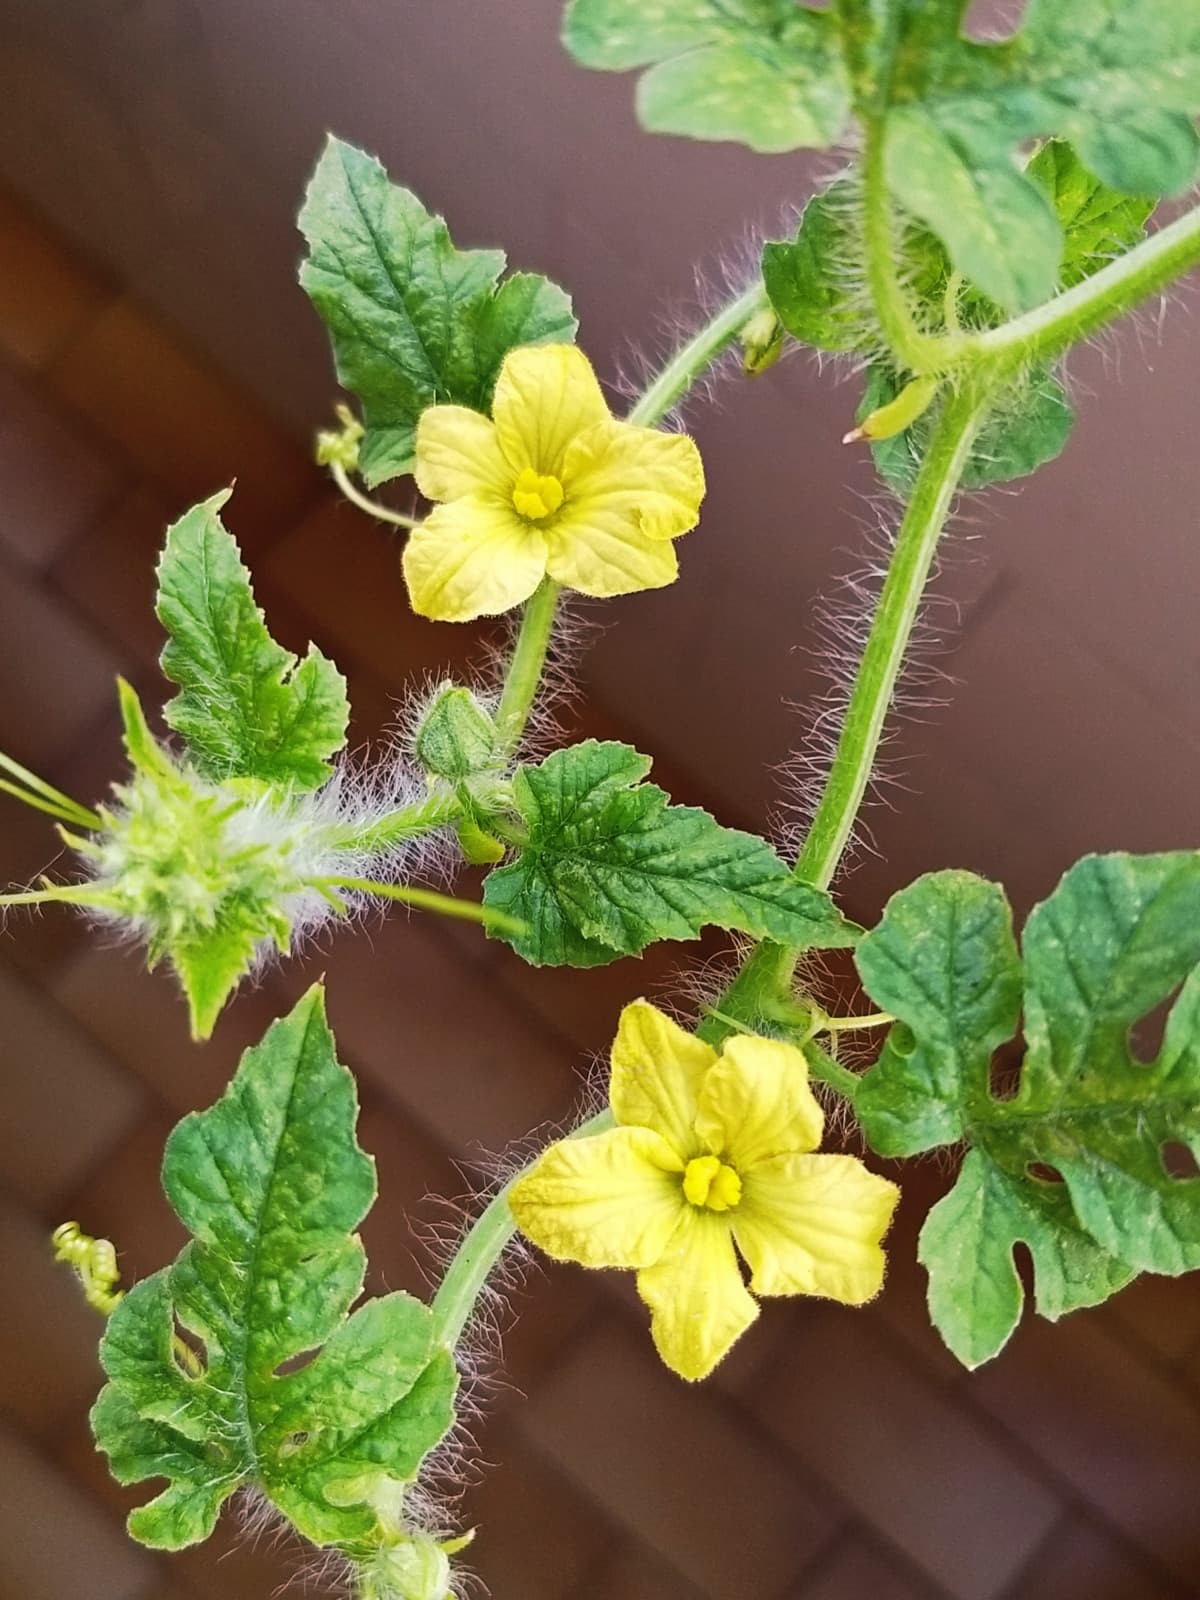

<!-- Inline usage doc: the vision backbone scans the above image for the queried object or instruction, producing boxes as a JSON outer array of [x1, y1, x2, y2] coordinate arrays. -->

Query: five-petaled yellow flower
[[403, 345, 705, 622], [510, 1001, 900, 1381]]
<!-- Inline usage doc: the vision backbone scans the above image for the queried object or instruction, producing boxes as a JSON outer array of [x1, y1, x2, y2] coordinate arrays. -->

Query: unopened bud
[[414, 687, 499, 782], [741, 306, 785, 376]]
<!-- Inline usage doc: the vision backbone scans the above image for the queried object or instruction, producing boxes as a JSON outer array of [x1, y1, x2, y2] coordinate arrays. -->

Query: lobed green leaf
[[482, 739, 858, 965], [91, 987, 457, 1551], [300, 137, 576, 485], [855, 855, 1200, 1365], [156, 491, 349, 789]]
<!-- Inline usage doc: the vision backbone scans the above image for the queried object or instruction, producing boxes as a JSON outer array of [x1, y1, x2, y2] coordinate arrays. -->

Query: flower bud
[[414, 687, 499, 782], [741, 306, 785, 375]]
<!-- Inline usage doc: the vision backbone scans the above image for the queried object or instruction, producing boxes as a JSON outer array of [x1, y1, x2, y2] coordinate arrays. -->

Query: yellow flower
[[510, 1001, 900, 1381], [403, 345, 705, 622]]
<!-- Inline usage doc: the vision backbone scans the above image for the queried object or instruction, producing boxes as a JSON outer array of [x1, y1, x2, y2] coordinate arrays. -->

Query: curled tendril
[[52, 1221, 124, 1315]]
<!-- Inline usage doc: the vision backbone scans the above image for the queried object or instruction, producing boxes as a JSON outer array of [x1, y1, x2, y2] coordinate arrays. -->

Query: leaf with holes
[[853, 856, 1200, 1365], [156, 491, 349, 789], [563, 0, 850, 154], [90, 986, 457, 1551], [864, 1, 1199, 310], [300, 136, 576, 485], [482, 739, 859, 965]]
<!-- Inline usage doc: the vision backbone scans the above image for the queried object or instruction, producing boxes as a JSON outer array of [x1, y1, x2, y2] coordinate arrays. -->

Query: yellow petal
[[491, 344, 610, 478], [610, 999, 718, 1156], [637, 1208, 758, 1381], [734, 1153, 900, 1303], [543, 506, 679, 597], [401, 495, 547, 622], [509, 1125, 685, 1270], [561, 421, 705, 540], [414, 405, 511, 502], [694, 1034, 825, 1169]]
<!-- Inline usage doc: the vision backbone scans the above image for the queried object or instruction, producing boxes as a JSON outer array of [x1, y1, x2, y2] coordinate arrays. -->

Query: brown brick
[[1004, 1515, 1178, 1600], [0, 791, 91, 979], [1102, 1274, 1200, 1369], [522, 1318, 837, 1597], [50, 485, 176, 669], [0, 369, 124, 570], [0, 958, 144, 1208], [0, 553, 123, 768], [791, 1536, 934, 1600], [61, 1112, 187, 1285], [316, 917, 579, 1156], [261, 494, 491, 688], [0, 1420, 154, 1600], [572, 1542, 703, 1600], [0, 1193, 107, 1438], [0, 189, 111, 368], [46, 298, 315, 535], [971, 1315, 1200, 1586], [747, 1307, 1060, 1600], [464, 1424, 611, 1599], [357, 1090, 462, 1302], [51, 943, 296, 1115]]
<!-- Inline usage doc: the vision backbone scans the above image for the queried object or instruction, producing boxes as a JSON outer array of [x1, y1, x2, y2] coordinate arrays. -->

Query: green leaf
[[1026, 139, 1157, 290], [562, 0, 850, 154], [761, 182, 867, 354], [482, 740, 858, 966], [872, 2, 1200, 309], [855, 856, 1200, 1363], [91, 987, 457, 1551], [156, 491, 349, 790], [919, 1150, 1136, 1368], [299, 137, 576, 486]]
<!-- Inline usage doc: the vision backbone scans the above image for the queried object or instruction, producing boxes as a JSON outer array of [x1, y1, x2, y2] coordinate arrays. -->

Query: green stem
[[796, 381, 990, 887], [862, 120, 960, 375], [626, 280, 770, 427], [431, 1107, 615, 1349], [0, 752, 101, 830], [332, 790, 462, 854], [700, 381, 991, 1043], [972, 200, 1200, 371], [803, 1041, 862, 1103], [312, 876, 527, 937], [331, 461, 422, 531], [494, 578, 562, 756]]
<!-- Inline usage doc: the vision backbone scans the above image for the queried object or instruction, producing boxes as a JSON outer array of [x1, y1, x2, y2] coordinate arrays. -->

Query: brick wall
[[1, 188, 1198, 1600]]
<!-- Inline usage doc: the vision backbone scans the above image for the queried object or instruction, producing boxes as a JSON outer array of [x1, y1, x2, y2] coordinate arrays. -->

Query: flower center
[[511, 467, 565, 521], [682, 1155, 742, 1212]]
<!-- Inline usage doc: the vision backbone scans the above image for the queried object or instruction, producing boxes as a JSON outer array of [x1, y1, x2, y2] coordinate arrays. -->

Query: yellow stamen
[[511, 467, 565, 521], [682, 1155, 743, 1212]]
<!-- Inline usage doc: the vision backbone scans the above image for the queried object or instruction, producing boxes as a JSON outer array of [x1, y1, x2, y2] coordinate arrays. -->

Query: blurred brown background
[[2, 2, 1200, 1598]]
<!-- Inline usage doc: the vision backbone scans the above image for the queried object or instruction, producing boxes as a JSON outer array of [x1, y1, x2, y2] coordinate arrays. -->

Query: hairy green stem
[[494, 577, 562, 756], [332, 789, 462, 854], [862, 121, 960, 375], [804, 1041, 864, 1102], [795, 382, 990, 886], [973, 200, 1200, 370], [700, 382, 991, 1043], [431, 1108, 615, 1349], [626, 280, 769, 428]]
